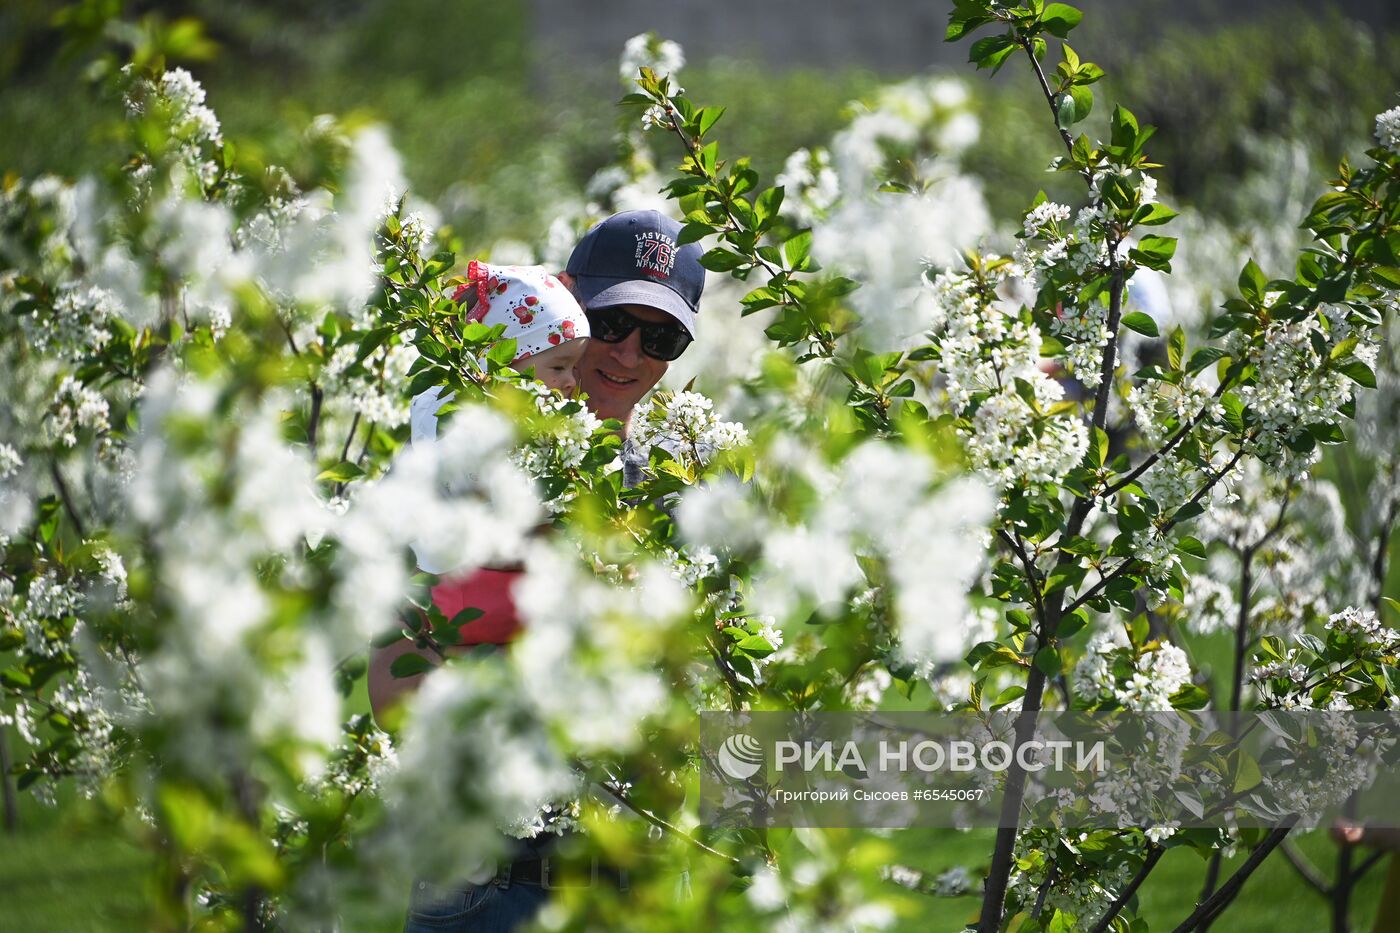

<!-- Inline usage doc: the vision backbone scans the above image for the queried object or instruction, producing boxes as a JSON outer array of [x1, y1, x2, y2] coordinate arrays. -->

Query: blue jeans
[[402, 878, 548, 933]]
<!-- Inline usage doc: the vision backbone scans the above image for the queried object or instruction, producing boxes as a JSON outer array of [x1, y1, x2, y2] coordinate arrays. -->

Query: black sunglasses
[[585, 306, 693, 362]]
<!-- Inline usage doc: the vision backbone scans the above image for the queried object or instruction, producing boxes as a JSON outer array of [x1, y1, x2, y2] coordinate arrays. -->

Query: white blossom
[[1375, 104, 1400, 154], [0, 443, 20, 479], [619, 33, 685, 83]]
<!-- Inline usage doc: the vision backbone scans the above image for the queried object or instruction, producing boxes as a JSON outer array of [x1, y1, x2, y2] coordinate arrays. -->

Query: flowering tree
[[1, 4, 1398, 933]]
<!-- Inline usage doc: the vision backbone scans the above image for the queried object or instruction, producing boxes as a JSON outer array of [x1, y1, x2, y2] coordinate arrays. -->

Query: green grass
[[0, 791, 150, 932], [875, 827, 1392, 931], [1, 787, 1391, 932]]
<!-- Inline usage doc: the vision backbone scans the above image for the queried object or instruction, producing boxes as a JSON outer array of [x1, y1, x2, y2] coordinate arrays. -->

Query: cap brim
[[574, 276, 698, 337]]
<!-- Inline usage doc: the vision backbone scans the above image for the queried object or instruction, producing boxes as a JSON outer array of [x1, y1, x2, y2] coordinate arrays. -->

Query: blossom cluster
[[1005, 829, 1137, 926], [48, 376, 112, 448], [619, 33, 685, 83], [1073, 628, 1193, 710], [928, 269, 1088, 489], [796, 76, 991, 350], [512, 382, 605, 512], [679, 439, 995, 674], [123, 66, 224, 189], [1228, 317, 1375, 476], [1376, 104, 1400, 154], [631, 390, 750, 466], [1011, 196, 1113, 289]]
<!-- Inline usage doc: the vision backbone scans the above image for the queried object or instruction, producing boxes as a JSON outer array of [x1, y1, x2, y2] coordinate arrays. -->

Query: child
[[409, 260, 590, 460], [450, 259, 589, 394], [406, 261, 590, 642]]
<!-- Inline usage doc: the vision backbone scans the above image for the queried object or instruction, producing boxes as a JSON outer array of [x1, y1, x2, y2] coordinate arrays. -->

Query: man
[[369, 209, 705, 932]]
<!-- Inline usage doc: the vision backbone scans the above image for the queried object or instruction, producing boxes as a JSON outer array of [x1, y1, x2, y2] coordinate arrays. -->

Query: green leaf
[[966, 641, 1025, 670], [1168, 326, 1186, 370], [969, 34, 1017, 72], [1238, 259, 1268, 305], [699, 248, 747, 272], [1176, 536, 1207, 559], [1075, 62, 1105, 84], [486, 337, 519, 366], [1127, 235, 1177, 272], [1121, 311, 1159, 337], [450, 606, 484, 628], [389, 653, 434, 679], [755, 186, 785, 226], [945, 10, 996, 42], [1336, 358, 1377, 388], [1055, 93, 1076, 129], [1040, 3, 1083, 37], [317, 461, 364, 483], [1220, 395, 1243, 434], [1186, 347, 1227, 374], [783, 230, 813, 269], [1132, 203, 1178, 227], [1329, 336, 1360, 361], [677, 221, 713, 245], [736, 634, 776, 657], [1067, 85, 1093, 123], [1, 668, 32, 689], [1231, 750, 1263, 794], [1110, 104, 1140, 150], [1034, 647, 1063, 676], [697, 106, 725, 137]]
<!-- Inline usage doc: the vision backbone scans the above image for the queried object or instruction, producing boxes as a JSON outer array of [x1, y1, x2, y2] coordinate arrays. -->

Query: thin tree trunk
[[0, 724, 18, 832]]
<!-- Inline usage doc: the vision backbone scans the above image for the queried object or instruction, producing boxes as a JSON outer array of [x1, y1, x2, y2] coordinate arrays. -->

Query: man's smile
[[596, 369, 638, 387]]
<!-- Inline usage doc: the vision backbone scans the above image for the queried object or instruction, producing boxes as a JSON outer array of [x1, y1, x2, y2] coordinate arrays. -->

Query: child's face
[[515, 339, 587, 395]]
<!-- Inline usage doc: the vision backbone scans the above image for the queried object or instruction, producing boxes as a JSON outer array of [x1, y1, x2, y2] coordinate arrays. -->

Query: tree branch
[[1171, 819, 1296, 933], [599, 779, 739, 866], [1066, 446, 1246, 615], [1102, 381, 1229, 499], [1016, 36, 1075, 155], [1089, 845, 1165, 933], [48, 460, 87, 539], [1279, 839, 1332, 895]]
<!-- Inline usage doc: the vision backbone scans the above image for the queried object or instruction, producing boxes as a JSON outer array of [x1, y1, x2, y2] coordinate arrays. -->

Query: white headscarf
[[453, 260, 589, 361]]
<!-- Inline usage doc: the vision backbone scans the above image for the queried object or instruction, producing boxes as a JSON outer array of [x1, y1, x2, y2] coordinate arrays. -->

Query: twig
[[1279, 839, 1332, 895], [1016, 36, 1075, 154], [1031, 861, 1058, 918], [1171, 819, 1296, 933], [1089, 845, 1165, 933], [1355, 849, 1387, 882], [307, 386, 323, 455], [598, 779, 739, 865], [995, 529, 1048, 632], [49, 460, 87, 539], [1102, 381, 1229, 499], [353, 421, 377, 468], [338, 412, 361, 465]]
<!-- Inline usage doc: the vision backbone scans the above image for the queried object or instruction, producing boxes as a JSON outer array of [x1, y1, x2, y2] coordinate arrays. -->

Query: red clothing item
[[429, 567, 525, 645]]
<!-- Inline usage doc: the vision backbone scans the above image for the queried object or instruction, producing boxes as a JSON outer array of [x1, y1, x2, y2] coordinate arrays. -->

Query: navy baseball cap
[[565, 210, 705, 337]]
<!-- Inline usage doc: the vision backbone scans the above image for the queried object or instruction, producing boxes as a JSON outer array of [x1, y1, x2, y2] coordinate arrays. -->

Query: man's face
[[576, 303, 673, 425]]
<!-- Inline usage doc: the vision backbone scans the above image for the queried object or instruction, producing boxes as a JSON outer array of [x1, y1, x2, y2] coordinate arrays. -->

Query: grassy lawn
[[0, 791, 150, 933], [2, 787, 1391, 932], [877, 827, 1392, 932]]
